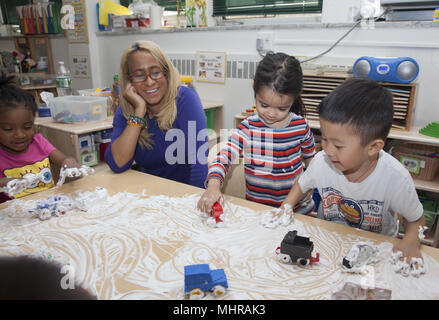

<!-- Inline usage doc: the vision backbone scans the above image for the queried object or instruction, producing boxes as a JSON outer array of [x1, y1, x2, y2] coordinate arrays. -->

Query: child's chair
[[208, 141, 245, 199]]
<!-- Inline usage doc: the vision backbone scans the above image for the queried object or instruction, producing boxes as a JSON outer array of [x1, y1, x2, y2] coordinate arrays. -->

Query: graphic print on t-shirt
[[3, 158, 54, 198], [321, 187, 385, 233]]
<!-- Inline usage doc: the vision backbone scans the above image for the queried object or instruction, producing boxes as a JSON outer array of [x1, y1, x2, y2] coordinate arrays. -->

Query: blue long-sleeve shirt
[[105, 86, 208, 188]]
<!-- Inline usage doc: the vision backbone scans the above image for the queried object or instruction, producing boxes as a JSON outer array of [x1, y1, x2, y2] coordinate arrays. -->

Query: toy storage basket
[[392, 143, 439, 181]]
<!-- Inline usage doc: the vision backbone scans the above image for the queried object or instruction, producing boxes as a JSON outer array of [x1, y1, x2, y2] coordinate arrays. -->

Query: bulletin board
[[63, 0, 89, 44], [196, 51, 226, 83]]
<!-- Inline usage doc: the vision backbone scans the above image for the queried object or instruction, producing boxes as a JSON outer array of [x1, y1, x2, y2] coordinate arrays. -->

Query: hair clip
[[131, 42, 141, 50]]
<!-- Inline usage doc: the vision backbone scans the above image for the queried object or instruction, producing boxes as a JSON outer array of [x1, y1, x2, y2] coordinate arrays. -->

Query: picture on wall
[[196, 51, 226, 83], [71, 54, 90, 78]]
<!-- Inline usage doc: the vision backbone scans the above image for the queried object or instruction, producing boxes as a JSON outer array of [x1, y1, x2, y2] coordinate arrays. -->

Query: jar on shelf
[[185, 0, 196, 27]]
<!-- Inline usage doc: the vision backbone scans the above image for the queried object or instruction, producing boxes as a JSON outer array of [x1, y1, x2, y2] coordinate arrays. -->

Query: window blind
[[213, 0, 322, 17], [0, 0, 32, 25], [119, 0, 185, 12]]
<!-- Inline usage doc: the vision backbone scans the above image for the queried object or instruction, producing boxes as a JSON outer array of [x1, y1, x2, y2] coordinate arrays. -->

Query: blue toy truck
[[184, 264, 228, 299]]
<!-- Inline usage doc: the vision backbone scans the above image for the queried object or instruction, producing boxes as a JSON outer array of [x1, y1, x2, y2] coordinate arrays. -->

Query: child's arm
[[49, 149, 80, 168], [279, 180, 311, 214], [303, 157, 313, 168], [393, 214, 426, 262]]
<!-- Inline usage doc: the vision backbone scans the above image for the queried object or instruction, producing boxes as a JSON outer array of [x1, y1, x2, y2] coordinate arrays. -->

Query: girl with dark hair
[[0, 72, 80, 203], [198, 52, 316, 213]]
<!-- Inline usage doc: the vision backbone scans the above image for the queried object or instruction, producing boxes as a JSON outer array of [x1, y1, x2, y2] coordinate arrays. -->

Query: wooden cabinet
[[14, 35, 53, 73]]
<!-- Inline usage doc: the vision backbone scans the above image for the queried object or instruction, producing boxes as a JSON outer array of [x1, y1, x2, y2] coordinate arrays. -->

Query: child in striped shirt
[[197, 52, 316, 214]]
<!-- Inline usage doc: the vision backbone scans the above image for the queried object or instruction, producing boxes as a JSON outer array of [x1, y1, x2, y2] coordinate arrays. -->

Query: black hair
[[0, 256, 94, 300], [318, 77, 394, 146], [253, 52, 305, 116], [0, 72, 37, 116]]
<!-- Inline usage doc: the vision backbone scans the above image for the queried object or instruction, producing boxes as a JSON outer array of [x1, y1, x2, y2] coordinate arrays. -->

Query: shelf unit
[[300, 71, 416, 131], [14, 35, 54, 73], [21, 84, 57, 105]]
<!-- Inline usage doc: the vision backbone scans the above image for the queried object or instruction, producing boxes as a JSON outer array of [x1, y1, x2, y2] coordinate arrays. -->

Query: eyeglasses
[[129, 67, 166, 83]]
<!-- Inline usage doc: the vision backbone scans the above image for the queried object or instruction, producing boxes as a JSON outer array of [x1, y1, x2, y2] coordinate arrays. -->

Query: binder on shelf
[[52, 2, 62, 34], [16, 6, 27, 34], [34, 5, 41, 34], [46, 4, 54, 34], [27, 5, 36, 34]]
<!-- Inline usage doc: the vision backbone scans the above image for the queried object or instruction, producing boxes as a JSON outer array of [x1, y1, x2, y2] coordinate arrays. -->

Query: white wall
[[1, 0, 438, 130], [93, 23, 439, 129], [49, 37, 69, 72]]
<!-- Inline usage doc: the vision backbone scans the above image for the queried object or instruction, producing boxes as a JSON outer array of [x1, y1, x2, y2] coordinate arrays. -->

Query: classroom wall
[[1, 0, 437, 130], [93, 22, 439, 129]]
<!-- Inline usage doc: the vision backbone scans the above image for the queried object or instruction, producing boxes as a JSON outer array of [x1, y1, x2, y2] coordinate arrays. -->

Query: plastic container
[[55, 61, 72, 96], [37, 56, 49, 72], [49, 96, 107, 124], [180, 75, 195, 90], [204, 108, 215, 130], [38, 106, 51, 117], [94, 129, 113, 143], [77, 88, 113, 116]]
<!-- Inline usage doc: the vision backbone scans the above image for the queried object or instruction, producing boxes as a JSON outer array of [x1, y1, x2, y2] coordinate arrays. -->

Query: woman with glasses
[[105, 40, 208, 188]]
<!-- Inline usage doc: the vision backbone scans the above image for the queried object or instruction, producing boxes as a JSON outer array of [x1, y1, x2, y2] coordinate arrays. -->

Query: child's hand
[[61, 157, 80, 169], [2, 178, 29, 196], [273, 203, 293, 218], [260, 204, 294, 229], [391, 237, 425, 277], [197, 179, 222, 213], [56, 165, 95, 187]]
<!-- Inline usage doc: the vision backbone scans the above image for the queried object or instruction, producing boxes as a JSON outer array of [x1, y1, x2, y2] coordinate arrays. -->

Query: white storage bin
[[49, 96, 107, 123]]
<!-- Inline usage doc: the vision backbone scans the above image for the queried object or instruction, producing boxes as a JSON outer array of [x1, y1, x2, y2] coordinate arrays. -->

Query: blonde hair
[[119, 40, 181, 149]]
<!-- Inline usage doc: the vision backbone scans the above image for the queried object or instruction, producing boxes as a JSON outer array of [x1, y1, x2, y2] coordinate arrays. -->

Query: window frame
[[212, 0, 323, 18]]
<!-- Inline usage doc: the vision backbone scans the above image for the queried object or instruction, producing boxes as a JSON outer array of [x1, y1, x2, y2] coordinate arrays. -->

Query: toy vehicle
[[29, 195, 74, 220], [206, 202, 225, 227], [184, 264, 228, 299], [276, 230, 320, 266], [342, 242, 379, 271], [210, 202, 224, 223]]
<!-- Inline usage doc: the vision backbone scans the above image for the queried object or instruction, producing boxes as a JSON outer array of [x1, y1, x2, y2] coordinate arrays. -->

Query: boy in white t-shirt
[[280, 77, 425, 266]]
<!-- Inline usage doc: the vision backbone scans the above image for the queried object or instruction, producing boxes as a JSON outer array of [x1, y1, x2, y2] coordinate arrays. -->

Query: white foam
[[1, 189, 438, 300]]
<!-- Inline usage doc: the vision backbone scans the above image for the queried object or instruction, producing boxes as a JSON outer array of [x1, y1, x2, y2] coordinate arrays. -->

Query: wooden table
[[1, 169, 439, 300]]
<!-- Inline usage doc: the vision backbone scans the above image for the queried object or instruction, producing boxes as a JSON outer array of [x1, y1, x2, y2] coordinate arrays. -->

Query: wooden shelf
[[302, 73, 417, 131], [307, 119, 439, 193], [413, 176, 439, 193], [308, 119, 439, 145]]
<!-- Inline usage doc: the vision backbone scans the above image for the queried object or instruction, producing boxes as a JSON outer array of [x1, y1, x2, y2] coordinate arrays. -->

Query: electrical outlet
[[256, 32, 273, 52]]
